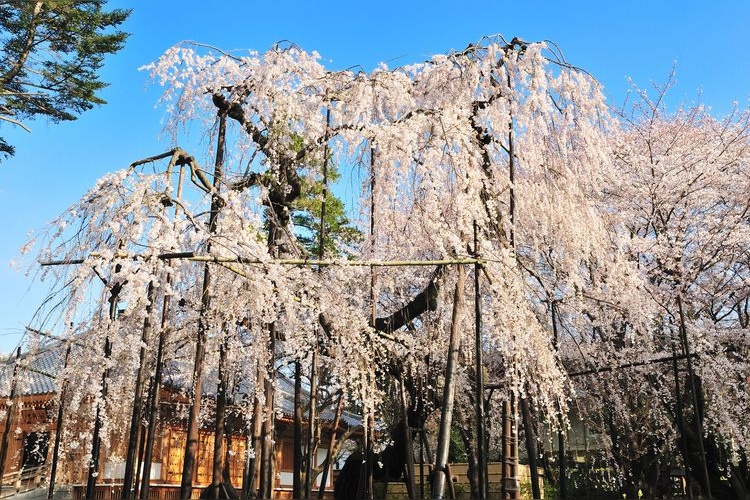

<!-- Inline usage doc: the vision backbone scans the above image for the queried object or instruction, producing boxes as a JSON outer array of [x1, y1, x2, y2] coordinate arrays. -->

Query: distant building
[[0, 341, 360, 497]]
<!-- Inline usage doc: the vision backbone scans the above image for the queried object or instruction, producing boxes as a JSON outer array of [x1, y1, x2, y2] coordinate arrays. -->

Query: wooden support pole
[[258, 346, 276, 500], [47, 342, 71, 499], [678, 295, 712, 500], [520, 397, 540, 500], [400, 373, 416, 499], [86, 334, 112, 500], [132, 377, 150, 499], [241, 371, 263, 498], [304, 348, 320, 499], [211, 330, 230, 498], [473, 221, 487, 500], [431, 266, 465, 499], [671, 334, 693, 499], [0, 347, 21, 492], [122, 281, 155, 498], [419, 426, 425, 499], [293, 361, 304, 498], [140, 163, 184, 500], [41, 255, 486, 268], [304, 105, 330, 499], [551, 301, 566, 500], [180, 110, 227, 500], [317, 393, 344, 498]]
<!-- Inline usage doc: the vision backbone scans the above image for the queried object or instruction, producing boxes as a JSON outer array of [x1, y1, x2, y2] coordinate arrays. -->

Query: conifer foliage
[[0, 0, 129, 157]]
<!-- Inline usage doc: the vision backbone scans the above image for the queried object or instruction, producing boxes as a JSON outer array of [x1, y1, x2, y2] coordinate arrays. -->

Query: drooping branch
[[372, 265, 446, 335]]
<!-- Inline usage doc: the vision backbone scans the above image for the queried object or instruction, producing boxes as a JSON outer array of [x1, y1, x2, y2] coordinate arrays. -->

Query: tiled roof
[[0, 343, 64, 397], [1, 342, 362, 427]]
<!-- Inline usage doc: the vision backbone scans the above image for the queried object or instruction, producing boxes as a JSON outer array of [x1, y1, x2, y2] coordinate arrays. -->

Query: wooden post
[[671, 335, 693, 499], [305, 106, 329, 499], [400, 374, 416, 499], [317, 393, 344, 498], [241, 408, 256, 499], [140, 162, 184, 500], [304, 348, 319, 499], [678, 295, 712, 500], [500, 399, 508, 498], [258, 326, 277, 500], [180, 110, 227, 499], [86, 334, 112, 500], [211, 329, 230, 498], [356, 404, 369, 499], [0, 347, 21, 492], [47, 341, 71, 499], [242, 373, 263, 498], [132, 377, 150, 498], [473, 221, 487, 500], [122, 281, 155, 498], [360, 142, 377, 500], [431, 266, 465, 499], [419, 428, 425, 499], [445, 463, 456, 500], [551, 301, 566, 500], [293, 361, 304, 498], [520, 397, 540, 499]]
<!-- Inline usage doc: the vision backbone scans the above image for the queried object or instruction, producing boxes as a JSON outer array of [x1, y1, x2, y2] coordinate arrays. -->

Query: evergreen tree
[[292, 165, 362, 258], [0, 0, 130, 158]]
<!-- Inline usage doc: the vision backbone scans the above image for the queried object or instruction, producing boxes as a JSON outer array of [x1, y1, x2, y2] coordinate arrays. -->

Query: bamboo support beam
[[40, 254, 486, 267]]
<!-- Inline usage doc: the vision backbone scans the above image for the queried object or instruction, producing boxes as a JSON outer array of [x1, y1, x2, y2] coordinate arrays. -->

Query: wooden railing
[[0, 464, 48, 498]]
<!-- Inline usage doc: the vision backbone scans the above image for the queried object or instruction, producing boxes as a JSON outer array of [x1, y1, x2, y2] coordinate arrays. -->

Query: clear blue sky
[[1, 0, 749, 353]]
